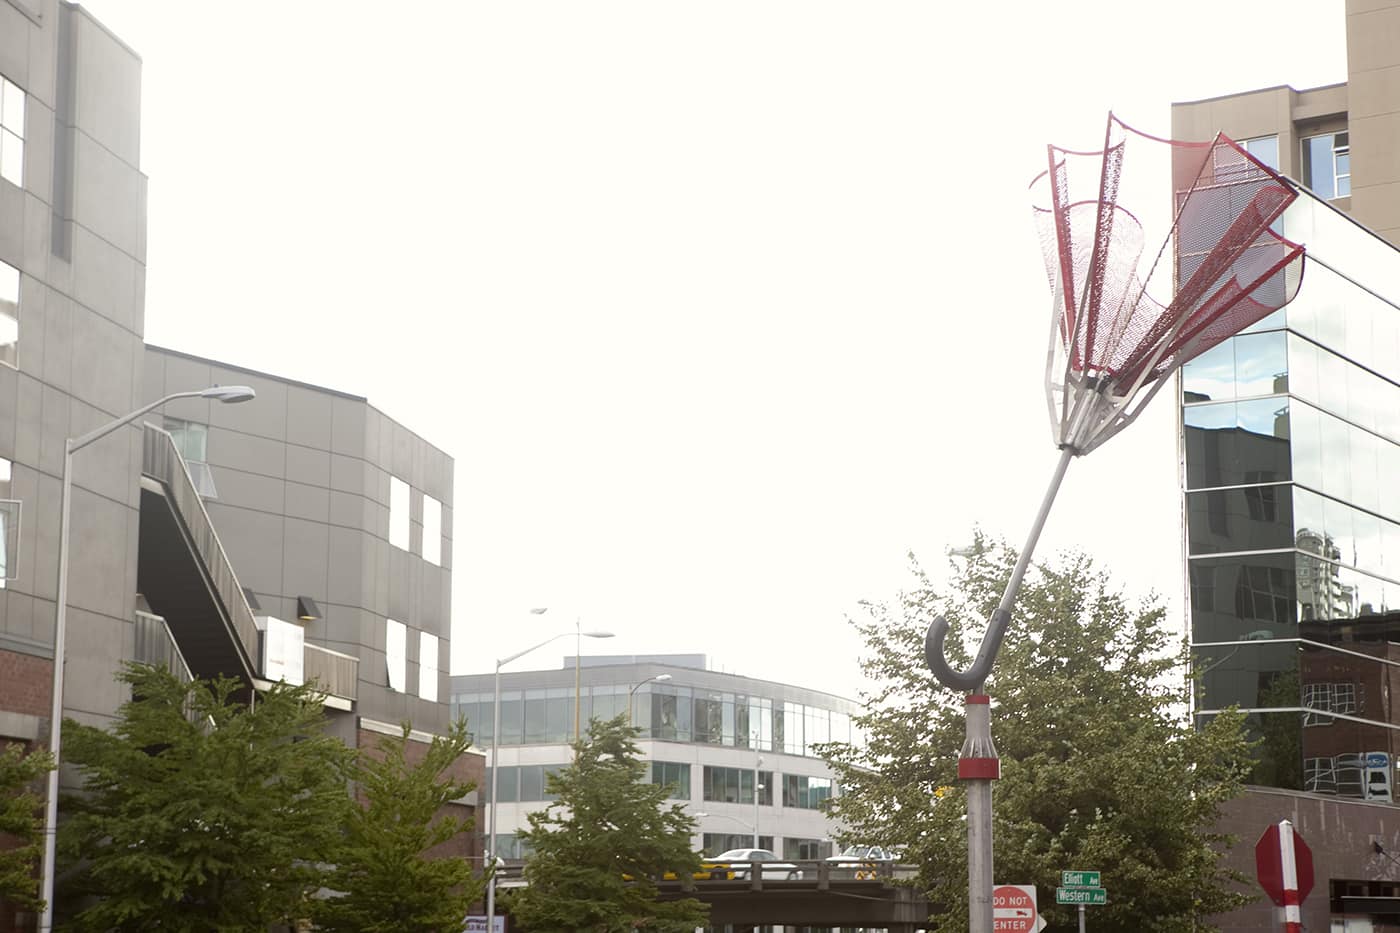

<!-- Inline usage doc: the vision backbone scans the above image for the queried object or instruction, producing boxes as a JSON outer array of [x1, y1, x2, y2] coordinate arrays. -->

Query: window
[[703, 833, 773, 856], [1302, 681, 1363, 726], [418, 632, 438, 701], [260, 616, 305, 686], [781, 774, 834, 810], [0, 259, 16, 369], [1243, 135, 1279, 171], [0, 75, 23, 187], [650, 761, 690, 799], [488, 764, 564, 803], [0, 457, 14, 588], [702, 766, 773, 805], [1302, 132, 1350, 200], [422, 494, 441, 565], [386, 619, 406, 691], [163, 418, 217, 497], [783, 837, 823, 860], [389, 477, 410, 550]]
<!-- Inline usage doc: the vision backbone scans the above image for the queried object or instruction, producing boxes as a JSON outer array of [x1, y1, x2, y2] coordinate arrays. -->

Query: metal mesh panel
[[1030, 114, 1305, 454]]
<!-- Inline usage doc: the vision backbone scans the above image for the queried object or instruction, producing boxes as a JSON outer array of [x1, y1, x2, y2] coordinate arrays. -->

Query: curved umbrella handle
[[925, 608, 1012, 693], [923, 446, 1075, 693]]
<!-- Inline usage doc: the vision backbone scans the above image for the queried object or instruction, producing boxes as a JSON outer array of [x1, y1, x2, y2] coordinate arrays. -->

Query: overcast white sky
[[82, 1, 1347, 701]]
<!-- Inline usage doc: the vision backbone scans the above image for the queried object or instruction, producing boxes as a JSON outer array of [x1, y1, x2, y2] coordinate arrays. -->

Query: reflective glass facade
[[452, 680, 858, 758], [1184, 191, 1400, 800]]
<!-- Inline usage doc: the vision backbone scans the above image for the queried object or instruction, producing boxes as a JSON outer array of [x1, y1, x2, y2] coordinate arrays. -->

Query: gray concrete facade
[[0, 0, 148, 732], [0, 1, 456, 742], [143, 345, 454, 732]]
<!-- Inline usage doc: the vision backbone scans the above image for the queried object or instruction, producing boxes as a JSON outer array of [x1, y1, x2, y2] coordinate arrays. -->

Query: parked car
[[825, 844, 897, 879], [622, 856, 735, 882], [714, 848, 803, 881]]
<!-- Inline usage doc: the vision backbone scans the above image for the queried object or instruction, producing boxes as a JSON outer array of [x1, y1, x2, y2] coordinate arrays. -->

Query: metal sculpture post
[[924, 112, 1307, 933]]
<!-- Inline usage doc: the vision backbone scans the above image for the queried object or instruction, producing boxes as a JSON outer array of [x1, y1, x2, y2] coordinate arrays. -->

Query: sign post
[[1056, 870, 1107, 931], [1255, 820, 1314, 933]]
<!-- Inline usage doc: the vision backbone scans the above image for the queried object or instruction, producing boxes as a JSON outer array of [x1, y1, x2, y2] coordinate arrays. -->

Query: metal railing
[[133, 610, 194, 684], [141, 423, 259, 677], [304, 642, 359, 701]]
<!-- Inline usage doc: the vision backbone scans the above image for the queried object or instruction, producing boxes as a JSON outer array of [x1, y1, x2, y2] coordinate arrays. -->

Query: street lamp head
[[200, 385, 256, 404], [581, 630, 614, 639], [654, 674, 673, 683], [530, 607, 548, 615]]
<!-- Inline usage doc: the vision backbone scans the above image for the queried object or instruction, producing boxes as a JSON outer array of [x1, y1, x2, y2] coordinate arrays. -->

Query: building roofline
[[68, 2, 144, 61], [451, 660, 861, 708], [1173, 80, 1348, 108], [146, 344, 369, 401]]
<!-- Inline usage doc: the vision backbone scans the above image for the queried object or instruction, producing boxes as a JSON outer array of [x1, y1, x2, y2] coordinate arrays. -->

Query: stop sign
[[992, 884, 1038, 933], [1255, 820, 1314, 906]]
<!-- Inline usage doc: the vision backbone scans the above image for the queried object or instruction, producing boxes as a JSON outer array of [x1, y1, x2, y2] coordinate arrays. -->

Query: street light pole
[[627, 673, 671, 725], [754, 755, 763, 849], [486, 616, 612, 933], [38, 385, 255, 933]]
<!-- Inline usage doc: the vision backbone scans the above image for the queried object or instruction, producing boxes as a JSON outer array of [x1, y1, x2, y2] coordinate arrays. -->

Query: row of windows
[[493, 832, 832, 861], [1196, 710, 1394, 797], [386, 619, 439, 701], [1281, 204, 1400, 381], [452, 686, 860, 756], [1184, 325, 1400, 460], [488, 759, 835, 811], [1243, 132, 1349, 201], [1191, 551, 1400, 643], [388, 476, 442, 566], [1184, 396, 1400, 526], [1188, 483, 1400, 585]]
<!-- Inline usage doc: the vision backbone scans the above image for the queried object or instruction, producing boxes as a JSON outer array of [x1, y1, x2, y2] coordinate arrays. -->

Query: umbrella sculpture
[[923, 113, 1306, 932]]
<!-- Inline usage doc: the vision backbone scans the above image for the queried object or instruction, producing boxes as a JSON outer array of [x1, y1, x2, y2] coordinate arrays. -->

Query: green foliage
[[506, 715, 709, 932], [821, 534, 1257, 933], [314, 718, 486, 933], [57, 664, 354, 932], [0, 740, 54, 912]]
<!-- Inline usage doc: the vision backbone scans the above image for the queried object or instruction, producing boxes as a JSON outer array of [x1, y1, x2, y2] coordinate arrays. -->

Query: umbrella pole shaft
[[964, 445, 1074, 933], [995, 445, 1075, 623]]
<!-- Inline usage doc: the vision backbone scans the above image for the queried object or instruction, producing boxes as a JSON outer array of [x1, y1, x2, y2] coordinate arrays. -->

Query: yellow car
[[623, 857, 734, 882]]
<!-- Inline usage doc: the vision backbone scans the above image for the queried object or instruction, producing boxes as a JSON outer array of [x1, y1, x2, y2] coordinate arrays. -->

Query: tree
[[0, 740, 54, 913], [57, 664, 355, 932], [313, 718, 486, 933], [506, 715, 709, 932], [821, 534, 1256, 933]]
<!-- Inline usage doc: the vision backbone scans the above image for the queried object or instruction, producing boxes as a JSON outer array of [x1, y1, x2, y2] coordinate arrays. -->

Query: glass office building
[[1186, 188, 1400, 802]]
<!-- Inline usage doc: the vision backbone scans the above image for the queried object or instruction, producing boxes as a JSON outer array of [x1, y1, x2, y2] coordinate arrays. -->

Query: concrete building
[[1175, 2, 1400, 928], [0, 5, 476, 929], [451, 655, 860, 861]]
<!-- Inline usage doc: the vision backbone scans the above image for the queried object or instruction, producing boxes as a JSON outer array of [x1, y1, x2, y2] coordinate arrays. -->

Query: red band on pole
[[966, 694, 991, 704], [958, 757, 1001, 780]]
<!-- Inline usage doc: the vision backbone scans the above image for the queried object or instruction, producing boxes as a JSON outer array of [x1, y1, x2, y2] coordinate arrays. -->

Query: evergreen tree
[[821, 534, 1256, 933], [57, 664, 354, 932], [506, 715, 709, 932], [0, 740, 53, 913], [314, 718, 486, 932]]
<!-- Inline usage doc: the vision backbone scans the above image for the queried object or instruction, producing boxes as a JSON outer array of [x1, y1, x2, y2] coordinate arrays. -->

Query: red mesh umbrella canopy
[[1030, 114, 1305, 454]]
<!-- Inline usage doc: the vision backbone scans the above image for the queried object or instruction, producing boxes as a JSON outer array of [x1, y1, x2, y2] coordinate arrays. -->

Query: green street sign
[[1061, 870, 1100, 887], [1057, 886, 1108, 906]]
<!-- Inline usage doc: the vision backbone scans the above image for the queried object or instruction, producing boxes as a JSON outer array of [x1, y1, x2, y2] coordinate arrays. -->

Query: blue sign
[[1367, 752, 1389, 769]]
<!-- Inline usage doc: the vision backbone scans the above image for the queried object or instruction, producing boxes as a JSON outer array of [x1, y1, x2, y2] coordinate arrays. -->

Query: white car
[[825, 844, 897, 878], [714, 848, 803, 881]]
